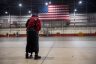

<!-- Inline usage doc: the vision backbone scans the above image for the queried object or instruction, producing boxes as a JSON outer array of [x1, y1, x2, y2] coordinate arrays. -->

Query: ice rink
[[0, 37, 96, 64]]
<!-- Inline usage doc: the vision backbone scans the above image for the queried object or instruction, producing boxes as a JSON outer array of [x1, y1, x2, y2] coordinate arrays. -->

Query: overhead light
[[5, 11, 8, 14], [49, 1, 51, 4], [78, 1, 82, 4], [45, 2, 48, 6], [74, 9, 77, 12], [28, 10, 31, 14], [19, 3, 22, 7]]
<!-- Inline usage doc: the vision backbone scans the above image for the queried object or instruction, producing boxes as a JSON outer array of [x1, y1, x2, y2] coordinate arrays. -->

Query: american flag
[[39, 4, 70, 21]]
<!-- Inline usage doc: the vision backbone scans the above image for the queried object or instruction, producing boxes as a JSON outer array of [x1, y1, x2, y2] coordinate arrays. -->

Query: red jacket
[[26, 17, 41, 32]]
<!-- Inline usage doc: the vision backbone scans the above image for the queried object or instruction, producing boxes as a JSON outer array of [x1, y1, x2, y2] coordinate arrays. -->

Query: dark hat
[[32, 8, 39, 13], [32, 14, 38, 17]]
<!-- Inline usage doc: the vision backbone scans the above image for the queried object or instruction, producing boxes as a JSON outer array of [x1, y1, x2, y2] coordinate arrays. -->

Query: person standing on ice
[[25, 14, 41, 60]]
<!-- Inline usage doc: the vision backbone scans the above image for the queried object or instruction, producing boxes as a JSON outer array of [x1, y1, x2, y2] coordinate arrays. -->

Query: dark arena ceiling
[[0, 0, 96, 15]]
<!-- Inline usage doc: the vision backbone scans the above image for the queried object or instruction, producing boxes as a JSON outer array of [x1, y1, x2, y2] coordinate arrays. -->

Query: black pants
[[26, 28, 39, 55]]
